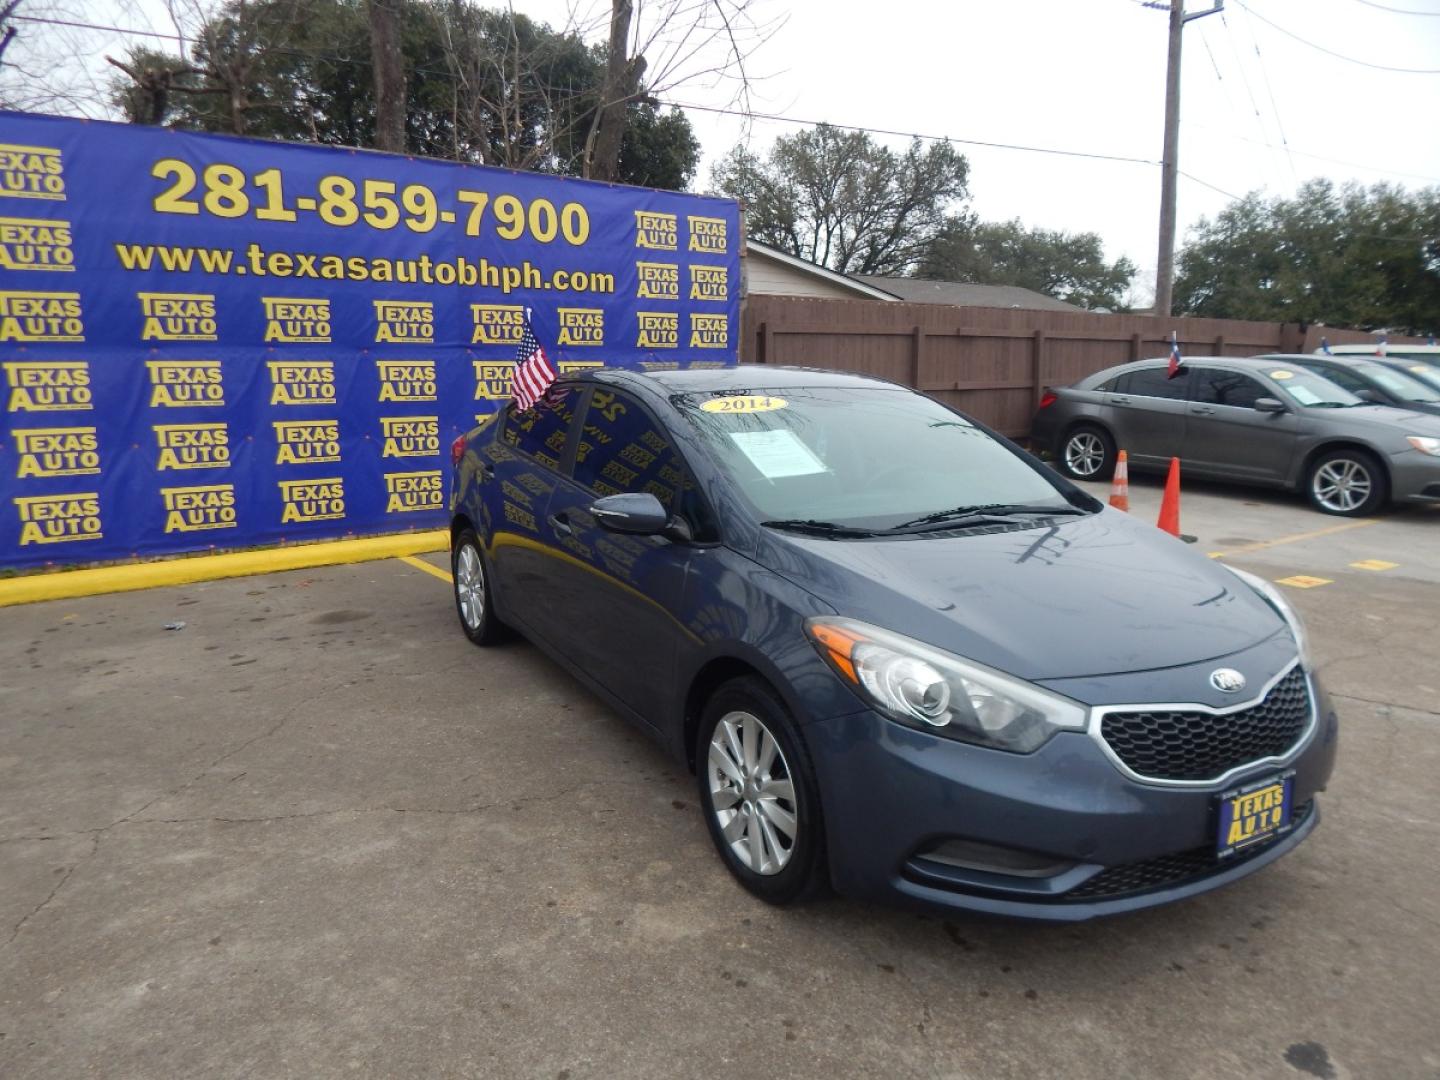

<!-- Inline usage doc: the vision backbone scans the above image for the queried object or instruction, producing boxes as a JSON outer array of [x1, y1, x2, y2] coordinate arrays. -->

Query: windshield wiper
[[761, 519, 879, 538], [888, 503, 1087, 531]]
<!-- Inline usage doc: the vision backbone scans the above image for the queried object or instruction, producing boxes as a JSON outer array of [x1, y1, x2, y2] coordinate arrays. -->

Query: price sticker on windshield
[[700, 395, 788, 414], [1269, 370, 1295, 380]]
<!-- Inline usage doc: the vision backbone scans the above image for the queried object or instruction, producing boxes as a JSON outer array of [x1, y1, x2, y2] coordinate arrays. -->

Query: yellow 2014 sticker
[[1269, 370, 1295, 380], [700, 395, 787, 414]]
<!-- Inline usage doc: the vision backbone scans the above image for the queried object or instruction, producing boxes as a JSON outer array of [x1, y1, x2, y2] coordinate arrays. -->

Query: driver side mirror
[[1355, 388, 1384, 404], [589, 492, 692, 542], [1253, 397, 1287, 414]]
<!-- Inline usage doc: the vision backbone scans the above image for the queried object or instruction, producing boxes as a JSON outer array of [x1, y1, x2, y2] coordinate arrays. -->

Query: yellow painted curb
[[0, 530, 449, 608]]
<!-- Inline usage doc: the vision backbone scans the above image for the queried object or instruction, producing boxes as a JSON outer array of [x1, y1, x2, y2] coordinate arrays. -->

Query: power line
[[1234, 0, 1440, 73], [1178, 170, 1242, 200], [17, 10, 1165, 171], [1350, 0, 1440, 14], [1236, 4, 1298, 183], [10, 13, 184, 43], [665, 99, 1161, 166], [1218, 14, 1269, 141]]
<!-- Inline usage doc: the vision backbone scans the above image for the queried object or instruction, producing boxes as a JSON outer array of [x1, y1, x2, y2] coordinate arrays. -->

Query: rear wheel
[[696, 677, 826, 905], [451, 528, 507, 645], [1305, 448, 1387, 517], [1058, 424, 1116, 482]]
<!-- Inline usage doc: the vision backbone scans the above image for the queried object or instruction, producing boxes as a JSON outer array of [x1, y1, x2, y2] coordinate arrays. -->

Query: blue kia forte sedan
[[448, 367, 1337, 921]]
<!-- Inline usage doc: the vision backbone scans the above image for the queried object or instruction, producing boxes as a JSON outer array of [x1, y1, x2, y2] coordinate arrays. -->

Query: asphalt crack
[[6, 834, 99, 946]]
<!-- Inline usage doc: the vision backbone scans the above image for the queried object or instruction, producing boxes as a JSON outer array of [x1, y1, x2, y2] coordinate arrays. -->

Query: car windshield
[[1353, 361, 1440, 402], [1398, 363, 1440, 393], [674, 386, 1082, 532], [1264, 368, 1363, 408]]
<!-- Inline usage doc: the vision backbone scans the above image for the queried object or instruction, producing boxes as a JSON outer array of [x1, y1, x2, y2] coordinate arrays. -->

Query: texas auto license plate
[[1216, 772, 1295, 859]]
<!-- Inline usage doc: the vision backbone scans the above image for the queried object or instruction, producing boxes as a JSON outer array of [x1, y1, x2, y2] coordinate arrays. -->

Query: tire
[[696, 676, 827, 905], [451, 528, 507, 645], [1305, 448, 1388, 517], [1057, 423, 1116, 482]]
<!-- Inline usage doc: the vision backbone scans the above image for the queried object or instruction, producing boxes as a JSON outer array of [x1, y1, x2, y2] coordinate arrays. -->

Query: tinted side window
[[1193, 369, 1267, 408], [573, 388, 690, 514], [501, 384, 581, 470], [1125, 366, 1190, 400]]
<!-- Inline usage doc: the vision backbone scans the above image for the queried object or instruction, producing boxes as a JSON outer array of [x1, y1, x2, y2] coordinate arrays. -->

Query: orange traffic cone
[[1108, 450, 1130, 512], [1158, 457, 1182, 537]]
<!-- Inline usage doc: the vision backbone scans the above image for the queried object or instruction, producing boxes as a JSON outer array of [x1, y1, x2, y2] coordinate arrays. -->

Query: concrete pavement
[[1, 486, 1438, 1079]]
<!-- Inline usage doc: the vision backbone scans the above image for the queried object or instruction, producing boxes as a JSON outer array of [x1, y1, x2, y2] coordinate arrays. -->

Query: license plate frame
[[1215, 770, 1296, 860]]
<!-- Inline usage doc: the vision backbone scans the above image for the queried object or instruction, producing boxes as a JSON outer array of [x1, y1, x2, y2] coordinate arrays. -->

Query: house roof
[[745, 242, 900, 301], [852, 275, 1090, 313]]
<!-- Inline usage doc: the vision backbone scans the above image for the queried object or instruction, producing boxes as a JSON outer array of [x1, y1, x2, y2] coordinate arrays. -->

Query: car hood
[[756, 509, 1288, 681]]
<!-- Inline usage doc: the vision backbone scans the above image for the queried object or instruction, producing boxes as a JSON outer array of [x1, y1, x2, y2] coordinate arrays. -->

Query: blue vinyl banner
[[0, 111, 739, 568]]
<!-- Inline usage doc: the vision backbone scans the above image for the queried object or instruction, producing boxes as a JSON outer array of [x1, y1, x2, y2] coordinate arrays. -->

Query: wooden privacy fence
[[740, 295, 1424, 439]]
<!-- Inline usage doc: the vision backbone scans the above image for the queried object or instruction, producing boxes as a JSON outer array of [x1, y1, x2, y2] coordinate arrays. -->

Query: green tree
[[712, 124, 970, 275], [919, 217, 1137, 311], [1174, 179, 1440, 335], [106, 0, 701, 190]]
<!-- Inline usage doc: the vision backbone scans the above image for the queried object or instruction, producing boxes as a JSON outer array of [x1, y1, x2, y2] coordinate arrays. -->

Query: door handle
[[547, 512, 573, 536], [1190, 406, 1214, 415], [1110, 396, 1131, 404]]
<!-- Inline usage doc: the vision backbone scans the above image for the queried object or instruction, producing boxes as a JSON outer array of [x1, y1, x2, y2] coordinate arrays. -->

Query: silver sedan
[[1030, 356, 1440, 516]]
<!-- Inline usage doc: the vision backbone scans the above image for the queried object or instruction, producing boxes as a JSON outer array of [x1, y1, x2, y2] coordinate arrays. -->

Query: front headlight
[[804, 618, 1087, 752], [1406, 436, 1440, 457], [1226, 566, 1312, 670]]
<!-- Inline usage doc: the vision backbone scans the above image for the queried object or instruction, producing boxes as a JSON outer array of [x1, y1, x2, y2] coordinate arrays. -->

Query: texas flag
[[1375, 335, 1388, 358], [1166, 332, 1182, 379]]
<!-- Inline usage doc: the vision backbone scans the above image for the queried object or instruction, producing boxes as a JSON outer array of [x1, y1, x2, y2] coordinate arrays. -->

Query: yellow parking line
[[0, 529, 448, 608], [398, 554, 452, 584], [1350, 559, 1398, 571], [1207, 518, 1379, 559], [1275, 575, 1333, 589]]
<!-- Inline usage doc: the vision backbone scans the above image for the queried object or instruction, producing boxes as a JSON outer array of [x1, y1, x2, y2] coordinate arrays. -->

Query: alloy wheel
[[707, 710, 799, 876], [455, 543, 486, 629], [1312, 459, 1371, 514], [1065, 431, 1105, 477]]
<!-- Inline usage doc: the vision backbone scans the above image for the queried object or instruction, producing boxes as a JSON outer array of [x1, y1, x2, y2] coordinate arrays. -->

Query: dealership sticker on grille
[[1215, 771, 1295, 859]]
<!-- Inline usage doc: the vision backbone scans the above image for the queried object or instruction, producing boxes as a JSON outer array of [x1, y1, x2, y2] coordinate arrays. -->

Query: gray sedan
[[1031, 356, 1440, 516]]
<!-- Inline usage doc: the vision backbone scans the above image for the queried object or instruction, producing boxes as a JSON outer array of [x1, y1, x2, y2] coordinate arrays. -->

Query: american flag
[[511, 308, 556, 412], [1320, 337, 1332, 355], [1166, 332, 1182, 379]]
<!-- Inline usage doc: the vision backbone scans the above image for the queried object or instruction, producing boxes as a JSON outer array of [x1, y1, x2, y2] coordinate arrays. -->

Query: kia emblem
[[1210, 668, 1247, 694]]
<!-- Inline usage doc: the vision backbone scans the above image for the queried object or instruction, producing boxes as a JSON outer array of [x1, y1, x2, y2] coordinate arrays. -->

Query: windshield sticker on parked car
[[700, 395, 788, 414], [727, 429, 827, 478], [1287, 385, 1323, 405], [1269, 370, 1295, 380]]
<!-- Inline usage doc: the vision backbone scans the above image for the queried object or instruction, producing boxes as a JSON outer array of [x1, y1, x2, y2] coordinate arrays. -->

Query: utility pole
[[1153, 0, 1222, 317]]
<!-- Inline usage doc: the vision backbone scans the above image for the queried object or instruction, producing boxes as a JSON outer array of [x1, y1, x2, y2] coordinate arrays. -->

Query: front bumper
[[805, 670, 1339, 921], [1386, 449, 1440, 503]]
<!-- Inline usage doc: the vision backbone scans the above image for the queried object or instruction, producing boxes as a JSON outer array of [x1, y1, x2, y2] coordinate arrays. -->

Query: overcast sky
[[15, 0, 1440, 300]]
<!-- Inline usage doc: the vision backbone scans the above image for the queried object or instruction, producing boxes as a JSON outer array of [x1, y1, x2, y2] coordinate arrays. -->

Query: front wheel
[[451, 528, 507, 645], [1305, 449, 1387, 517], [1057, 424, 1116, 482], [696, 677, 827, 905]]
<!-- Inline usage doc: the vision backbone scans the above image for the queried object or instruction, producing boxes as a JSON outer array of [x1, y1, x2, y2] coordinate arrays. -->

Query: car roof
[[1326, 343, 1440, 356], [562, 364, 906, 393], [1126, 355, 1303, 373]]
